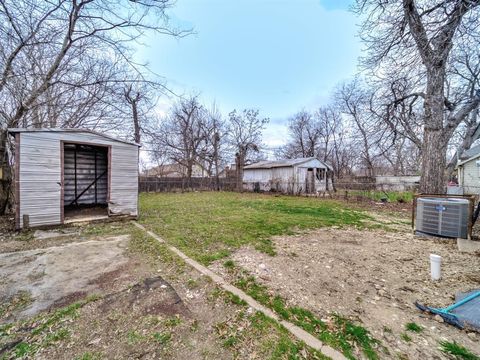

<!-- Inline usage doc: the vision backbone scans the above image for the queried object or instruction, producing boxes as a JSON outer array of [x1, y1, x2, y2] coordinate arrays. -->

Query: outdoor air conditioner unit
[[415, 197, 471, 239]]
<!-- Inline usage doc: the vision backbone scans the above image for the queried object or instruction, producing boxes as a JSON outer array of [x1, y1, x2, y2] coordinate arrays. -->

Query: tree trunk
[[186, 160, 193, 189], [420, 67, 447, 194], [132, 99, 141, 144], [420, 129, 448, 193], [235, 152, 244, 192], [213, 132, 220, 191]]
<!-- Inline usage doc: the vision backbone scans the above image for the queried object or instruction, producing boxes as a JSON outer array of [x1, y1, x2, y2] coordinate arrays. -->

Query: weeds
[[1, 295, 100, 359], [439, 341, 479, 360], [152, 332, 171, 345], [126, 330, 144, 345], [234, 275, 380, 359], [214, 309, 328, 359], [223, 259, 235, 269], [0, 291, 32, 320], [164, 315, 182, 327], [75, 352, 103, 360], [186, 278, 198, 288], [405, 322, 423, 333], [400, 333, 412, 342], [224, 292, 247, 306]]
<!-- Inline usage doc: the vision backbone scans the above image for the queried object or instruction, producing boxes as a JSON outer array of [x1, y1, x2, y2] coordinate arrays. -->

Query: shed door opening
[[306, 168, 315, 194], [63, 143, 108, 220]]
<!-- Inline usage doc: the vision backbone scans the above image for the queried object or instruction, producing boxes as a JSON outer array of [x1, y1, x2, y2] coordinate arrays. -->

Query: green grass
[[405, 322, 423, 333], [235, 275, 380, 360], [215, 309, 329, 359], [152, 332, 171, 345], [346, 190, 414, 203], [127, 225, 185, 270], [126, 330, 144, 345], [400, 333, 412, 342], [439, 341, 479, 360], [223, 259, 236, 269], [75, 352, 103, 360], [139, 192, 375, 264], [0, 290, 32, 319], [1, 295, 100, 359], [163, 315, 182, 327]]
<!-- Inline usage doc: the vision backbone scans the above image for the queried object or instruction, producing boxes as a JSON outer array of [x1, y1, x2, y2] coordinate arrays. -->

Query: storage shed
[[243, 157, 333, 194], [9, 128, 139, 229]]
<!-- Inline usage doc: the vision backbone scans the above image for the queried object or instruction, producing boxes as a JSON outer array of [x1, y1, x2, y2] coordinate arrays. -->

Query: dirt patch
[[51, 291, 89, 309], [35, 265, 284, 360], [211, 227, 480, 359], [100, 277, 190, 318], [0, 235, 133, 321]]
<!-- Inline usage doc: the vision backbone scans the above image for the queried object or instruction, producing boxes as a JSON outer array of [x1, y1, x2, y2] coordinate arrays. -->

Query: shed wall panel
[[110, 144, 138, 216], [17, 131, 138, 228], [19, 133, 61, 228]]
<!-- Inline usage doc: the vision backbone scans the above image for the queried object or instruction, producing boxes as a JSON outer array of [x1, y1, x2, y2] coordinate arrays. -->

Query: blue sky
[[139, 0, 360, 148]]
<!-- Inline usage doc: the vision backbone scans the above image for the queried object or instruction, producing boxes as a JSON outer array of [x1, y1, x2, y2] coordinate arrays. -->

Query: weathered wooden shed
[[243, 157, 333, 194], [8, 128, 139, 229]]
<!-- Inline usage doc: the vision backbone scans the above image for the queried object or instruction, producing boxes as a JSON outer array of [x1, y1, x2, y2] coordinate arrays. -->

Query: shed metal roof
[[8, 128, 140, 147], [244, 157, 331, 170]]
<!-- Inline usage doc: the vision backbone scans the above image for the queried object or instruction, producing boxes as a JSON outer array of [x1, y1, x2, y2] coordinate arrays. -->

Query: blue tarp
[[415, 289, 480, 330]]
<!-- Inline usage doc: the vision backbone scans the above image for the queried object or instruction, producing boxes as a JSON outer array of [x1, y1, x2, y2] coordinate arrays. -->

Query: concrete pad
[[457, 238, 480, 253], [33, 228, 79, 240], [0, 235, 130, 320]]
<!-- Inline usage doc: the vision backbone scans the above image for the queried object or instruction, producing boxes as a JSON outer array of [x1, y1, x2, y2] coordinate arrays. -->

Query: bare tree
[[152, 96, 208, 187], [315, 106, 344, 162], [357, 0, 480, 193], [445, 46, 480, 176], [336, 79, 394, 177], [0, 0, 188, 213], [198, 103, 226, 190], [122, 80, 163, 145], [278, 110, 320, 158], [227, 109, 268, 191]]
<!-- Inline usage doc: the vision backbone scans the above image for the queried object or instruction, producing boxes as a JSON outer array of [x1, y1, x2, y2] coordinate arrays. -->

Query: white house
[[9, 128, 139, 229], [243, 157, 333, 194], [375, 175, 420, 191], [456, 144, 480, 195]]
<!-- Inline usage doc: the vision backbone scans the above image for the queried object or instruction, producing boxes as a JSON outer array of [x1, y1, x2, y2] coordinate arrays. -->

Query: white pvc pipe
[[430, 254, 442, 281]]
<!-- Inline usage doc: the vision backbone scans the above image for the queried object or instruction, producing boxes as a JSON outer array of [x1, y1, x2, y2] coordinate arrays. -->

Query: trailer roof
[[244, 157, 332, 170]]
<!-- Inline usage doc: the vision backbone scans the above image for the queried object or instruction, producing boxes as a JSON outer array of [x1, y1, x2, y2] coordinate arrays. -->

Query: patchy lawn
[[139, 192, 378, 264], [210, 226, 480, 360], [3, 191, 477, 360], [0, 222, 326, 359]]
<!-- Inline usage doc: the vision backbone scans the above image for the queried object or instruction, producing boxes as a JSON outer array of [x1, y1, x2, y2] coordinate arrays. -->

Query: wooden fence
[[139, 176, 237, 192]]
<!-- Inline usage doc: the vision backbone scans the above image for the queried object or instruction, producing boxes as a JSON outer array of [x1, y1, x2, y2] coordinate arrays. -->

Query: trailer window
[[316, 168, 325, 181]]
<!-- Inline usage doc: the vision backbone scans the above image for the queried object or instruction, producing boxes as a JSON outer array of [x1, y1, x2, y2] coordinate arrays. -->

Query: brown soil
[[1, 224, 312, 360], [211, 226, 480, 359], [99, 276, 191, 318]]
